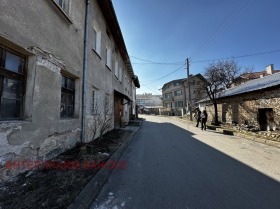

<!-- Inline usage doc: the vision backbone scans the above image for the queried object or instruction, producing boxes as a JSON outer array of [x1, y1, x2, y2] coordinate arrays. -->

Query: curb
[[67, 125, 141, 209]]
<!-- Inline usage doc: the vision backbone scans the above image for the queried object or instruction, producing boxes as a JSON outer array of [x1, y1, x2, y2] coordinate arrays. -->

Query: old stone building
[[0, 0, 139, 181], [199, 72, 280, 131]]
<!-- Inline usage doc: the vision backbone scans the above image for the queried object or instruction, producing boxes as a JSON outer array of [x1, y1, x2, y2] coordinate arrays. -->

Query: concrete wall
[[0, 0, 136, 181]]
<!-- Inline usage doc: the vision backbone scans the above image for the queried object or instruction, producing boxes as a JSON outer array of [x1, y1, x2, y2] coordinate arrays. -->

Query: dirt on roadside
[[0, 129, 132, 209]]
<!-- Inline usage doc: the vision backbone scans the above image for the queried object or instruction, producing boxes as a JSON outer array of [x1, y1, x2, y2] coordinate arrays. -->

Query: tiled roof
[[220, 72, 280, 98], [239, 69, 280, 79]]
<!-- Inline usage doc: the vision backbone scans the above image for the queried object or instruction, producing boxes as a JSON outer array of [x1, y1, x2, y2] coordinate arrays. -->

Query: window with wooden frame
[[0, 46, 25, 120], [60, 75, 75, 118]]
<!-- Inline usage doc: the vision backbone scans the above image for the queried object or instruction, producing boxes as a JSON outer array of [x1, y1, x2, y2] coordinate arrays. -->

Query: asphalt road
[[91, 115, 280, 209]]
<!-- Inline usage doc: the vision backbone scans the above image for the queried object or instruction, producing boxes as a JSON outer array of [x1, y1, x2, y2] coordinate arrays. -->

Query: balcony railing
[[162, 97, 174, 102]]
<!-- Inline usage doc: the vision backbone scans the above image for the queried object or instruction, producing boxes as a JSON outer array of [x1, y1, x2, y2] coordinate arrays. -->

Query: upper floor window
[[106, 48, 112, 69], [174, 90, 182, 96], [119, 68, 123, 83], [0, 47, 25, 119], [114, 61, 119, 78], [61, 75, 75, 118], [175, 101, 184, 108], [92, 28, 101, 56], [52, 0, 72, 22], [54, 0, 69, 13], [164, 92, 172, 98]]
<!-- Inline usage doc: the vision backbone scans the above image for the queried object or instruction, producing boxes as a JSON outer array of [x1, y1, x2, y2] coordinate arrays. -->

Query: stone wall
[[204, 86, 280, 130]]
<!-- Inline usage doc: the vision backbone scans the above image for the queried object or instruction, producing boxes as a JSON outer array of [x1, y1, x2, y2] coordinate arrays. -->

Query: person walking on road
[[201, 109, 208, 130], [195, 108, 201, 127]]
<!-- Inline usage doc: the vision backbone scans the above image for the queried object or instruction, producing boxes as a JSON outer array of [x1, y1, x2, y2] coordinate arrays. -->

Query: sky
[[112, 0, 280, 95]]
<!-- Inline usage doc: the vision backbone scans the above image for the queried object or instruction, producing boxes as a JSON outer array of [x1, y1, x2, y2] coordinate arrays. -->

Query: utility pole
[[186, 58, 193, 121]]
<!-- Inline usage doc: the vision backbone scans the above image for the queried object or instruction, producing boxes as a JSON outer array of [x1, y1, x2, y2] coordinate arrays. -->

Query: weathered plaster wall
[[0, 0, 85, 180], [0, 0, 136, 181]]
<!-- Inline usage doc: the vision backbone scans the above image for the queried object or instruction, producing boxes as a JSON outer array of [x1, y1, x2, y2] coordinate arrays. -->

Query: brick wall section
[[204, 86, 280, 129]]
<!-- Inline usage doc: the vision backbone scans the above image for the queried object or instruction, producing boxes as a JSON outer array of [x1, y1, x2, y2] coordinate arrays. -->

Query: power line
[[140, 64, 185, 86], [191, 0, 256, 59], [130, 55, 184, 65], [141, 85, 161, 95], [192, 49, 280, 63], [131, 62, 183, 65], [136, 48, 280, 86]]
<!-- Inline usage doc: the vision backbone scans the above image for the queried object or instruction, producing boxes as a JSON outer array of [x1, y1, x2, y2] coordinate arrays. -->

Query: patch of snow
[[102, 153, 110, 157]]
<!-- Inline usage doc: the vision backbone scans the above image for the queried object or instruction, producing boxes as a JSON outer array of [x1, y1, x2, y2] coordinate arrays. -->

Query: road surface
[[91, 115, 280, 209]]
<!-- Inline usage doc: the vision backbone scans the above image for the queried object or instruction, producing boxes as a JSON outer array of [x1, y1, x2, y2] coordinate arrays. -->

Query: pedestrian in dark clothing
[[195, 108, 201, 127], [201, 110, 208, 130]]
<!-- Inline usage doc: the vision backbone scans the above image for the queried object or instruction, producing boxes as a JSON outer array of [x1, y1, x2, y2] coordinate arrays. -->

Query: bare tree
[[87, 93, 114, 141], [99, 95, 114, 138], [203, 59, 241, 125]]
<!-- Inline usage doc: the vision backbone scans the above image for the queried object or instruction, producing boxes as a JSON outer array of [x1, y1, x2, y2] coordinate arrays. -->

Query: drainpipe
[[81, 0, 90, 143]]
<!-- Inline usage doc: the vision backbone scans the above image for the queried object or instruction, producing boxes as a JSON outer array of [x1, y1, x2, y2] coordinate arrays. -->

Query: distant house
[[198, 72, 280, 131], [161, 74, 207, 115], [233, 64, 280, 86], [136, 93, 162, 115], [136, 93, 162, 107]]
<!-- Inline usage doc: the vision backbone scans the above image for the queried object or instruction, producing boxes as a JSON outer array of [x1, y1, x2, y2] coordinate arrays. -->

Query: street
[[91, 115, 280, 209]]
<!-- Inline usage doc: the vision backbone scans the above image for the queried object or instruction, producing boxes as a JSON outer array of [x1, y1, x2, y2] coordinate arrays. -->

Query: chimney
[[266, 64, 274, 75]]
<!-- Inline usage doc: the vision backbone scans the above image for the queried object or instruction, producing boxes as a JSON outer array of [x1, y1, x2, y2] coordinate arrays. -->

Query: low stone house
[[199, 72, 280, 131]]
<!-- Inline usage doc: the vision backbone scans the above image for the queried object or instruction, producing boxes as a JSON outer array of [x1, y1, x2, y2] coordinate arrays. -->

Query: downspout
[[81, 0, 90, 143]]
